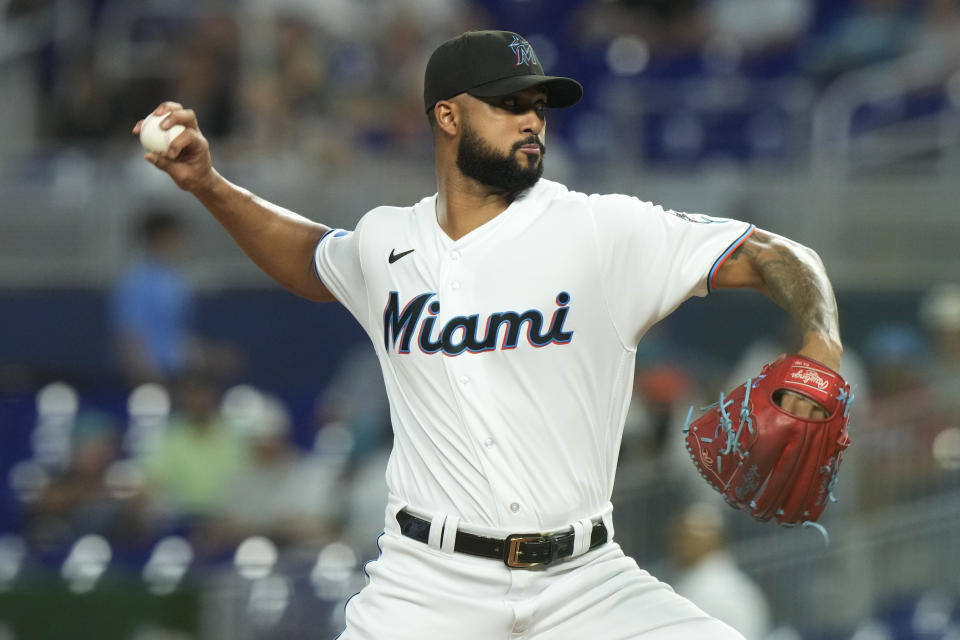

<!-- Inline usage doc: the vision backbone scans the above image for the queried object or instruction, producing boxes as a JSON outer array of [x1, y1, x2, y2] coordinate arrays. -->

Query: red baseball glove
[[684, 354, 853, 527]]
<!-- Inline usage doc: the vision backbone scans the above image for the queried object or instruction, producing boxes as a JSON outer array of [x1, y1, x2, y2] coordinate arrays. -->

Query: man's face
[[455, 87, 547, 195]]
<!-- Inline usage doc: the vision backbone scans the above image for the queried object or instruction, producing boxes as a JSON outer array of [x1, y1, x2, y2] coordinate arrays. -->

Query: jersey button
[[458, 376, 470, 385], [449, 250, 460, 260], [509, 502, 520, 513], [450, 281, 461, 290], [483, 437, 494, 448]]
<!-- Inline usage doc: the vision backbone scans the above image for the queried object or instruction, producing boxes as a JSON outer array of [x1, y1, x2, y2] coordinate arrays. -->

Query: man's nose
[[519, 109, 544, 135]]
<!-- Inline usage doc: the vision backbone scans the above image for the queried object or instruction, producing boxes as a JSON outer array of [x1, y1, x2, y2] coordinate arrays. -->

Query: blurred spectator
[[704, 0, 811, 53], [916, 284, 960, 476], [669, 501, 771, 639], [864, 322, 929, 399], [240, 0, 364, 38], [906, 0, 960, 76], [231, 0, 484, 161], [340, 442, 390, 560], [172, 12, 239, 139], [44, 45, 116, 140], [574, 0, 709, 54], [111, 209, 195, 385], [25, 410, 153, 551], [5, 0, 54, 19], [198, 393, 343, 555], [623, 360, 695, 463], [800, 0, 919, 82], [111, 209, 240, 386], [860, 322, 944, 510], [311, 343, 392, 558], [919, 282, 960, 385], [619, 327, 729, 469], [144, 371, 248, 524], [362, 11, 436, 151], [313, 343, 390, 460], [236, 10, 334, 153]]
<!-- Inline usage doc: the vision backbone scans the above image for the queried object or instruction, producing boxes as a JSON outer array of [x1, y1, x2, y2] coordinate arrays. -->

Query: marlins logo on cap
[[508, 35, 538, 67]]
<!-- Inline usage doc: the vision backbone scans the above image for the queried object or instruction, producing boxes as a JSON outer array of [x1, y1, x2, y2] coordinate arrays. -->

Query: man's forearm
[[135, 102, 336, 302], [192, 171, 335, 302], [719, 230, 842, 368]]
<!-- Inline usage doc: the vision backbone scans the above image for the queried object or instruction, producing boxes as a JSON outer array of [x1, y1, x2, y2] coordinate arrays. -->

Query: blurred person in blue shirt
[[112, 209, 195, 385], [111, 209, 241, 385]]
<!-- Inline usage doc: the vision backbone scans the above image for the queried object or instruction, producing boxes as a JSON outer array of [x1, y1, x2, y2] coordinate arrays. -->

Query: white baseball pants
[[336, 529, 745, 640]]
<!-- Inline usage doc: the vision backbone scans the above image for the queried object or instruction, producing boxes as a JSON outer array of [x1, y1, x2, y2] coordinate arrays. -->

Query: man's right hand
[[133, 102, 218, 194]]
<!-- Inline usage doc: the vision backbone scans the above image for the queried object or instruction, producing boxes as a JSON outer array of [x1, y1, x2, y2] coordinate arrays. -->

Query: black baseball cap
[[423, 30, 583, 113]]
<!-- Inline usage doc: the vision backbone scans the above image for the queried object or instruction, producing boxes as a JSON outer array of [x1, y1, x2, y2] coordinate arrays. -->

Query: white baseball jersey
[[314, 178, 755, 535]]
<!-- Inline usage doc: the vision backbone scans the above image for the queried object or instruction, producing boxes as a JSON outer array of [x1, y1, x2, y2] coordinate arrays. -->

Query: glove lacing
[[682, 377, 760, 475]]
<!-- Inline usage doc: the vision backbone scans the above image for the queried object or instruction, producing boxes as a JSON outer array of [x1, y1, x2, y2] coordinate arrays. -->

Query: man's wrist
[[189, 168, 224, 199], [797, 332, 843, 371]]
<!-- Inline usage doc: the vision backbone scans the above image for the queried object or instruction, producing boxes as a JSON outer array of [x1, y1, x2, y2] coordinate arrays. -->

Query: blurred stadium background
[[1, 0, 959, 638]]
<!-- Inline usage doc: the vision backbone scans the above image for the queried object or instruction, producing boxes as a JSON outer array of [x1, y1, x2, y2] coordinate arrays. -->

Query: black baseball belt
[[395, 508, 609, 568]]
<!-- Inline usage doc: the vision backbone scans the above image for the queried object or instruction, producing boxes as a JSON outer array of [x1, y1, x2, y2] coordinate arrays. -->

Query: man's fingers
[[156, 101, 184, 115], [780, 393, 812, 418], [145, 152, 177, 173], [778, 391, 827, 420], [134, 101, 187, 136], [154, 155, 178, 175], [165, 128, 192, 160], [162, 108, 198, 130]]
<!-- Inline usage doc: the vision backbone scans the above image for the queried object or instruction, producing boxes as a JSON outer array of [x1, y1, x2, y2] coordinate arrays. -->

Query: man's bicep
[[711, 228, 775, 292], [266, 225, 339, 302]]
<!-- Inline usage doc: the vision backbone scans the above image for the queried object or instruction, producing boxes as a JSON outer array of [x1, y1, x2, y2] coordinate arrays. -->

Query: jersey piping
[[707, 224, 757, 294], [313, 228, 345, 287]]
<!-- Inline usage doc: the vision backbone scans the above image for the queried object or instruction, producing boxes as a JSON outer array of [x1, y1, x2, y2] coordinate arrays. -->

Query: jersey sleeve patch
[[707, 224, 756, 293], [313, 228, 349, 284], [668, 211, 731, 224]]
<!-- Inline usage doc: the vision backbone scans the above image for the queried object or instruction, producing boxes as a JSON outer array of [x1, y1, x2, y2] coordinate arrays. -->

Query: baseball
[[139, 112, 185, 155]]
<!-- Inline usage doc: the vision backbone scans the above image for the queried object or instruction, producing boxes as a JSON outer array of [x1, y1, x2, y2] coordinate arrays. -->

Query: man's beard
[[456, 122, 544, 196]]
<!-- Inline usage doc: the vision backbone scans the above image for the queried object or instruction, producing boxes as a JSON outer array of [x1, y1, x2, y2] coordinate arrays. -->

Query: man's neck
[[435, 173, 525, 241]]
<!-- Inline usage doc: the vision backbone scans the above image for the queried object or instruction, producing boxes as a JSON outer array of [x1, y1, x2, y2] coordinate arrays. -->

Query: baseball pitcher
[[135, 30, 850, 640]]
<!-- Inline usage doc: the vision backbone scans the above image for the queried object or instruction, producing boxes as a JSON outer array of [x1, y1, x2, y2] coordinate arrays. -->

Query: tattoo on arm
[[726, 233, 840, 341]]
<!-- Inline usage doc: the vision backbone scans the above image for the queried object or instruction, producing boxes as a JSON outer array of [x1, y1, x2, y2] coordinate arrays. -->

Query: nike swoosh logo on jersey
[[388, 248, 415, 264]]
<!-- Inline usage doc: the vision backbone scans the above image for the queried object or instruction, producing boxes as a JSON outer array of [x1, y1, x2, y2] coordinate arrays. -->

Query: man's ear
[[434, 100, 459, 136]]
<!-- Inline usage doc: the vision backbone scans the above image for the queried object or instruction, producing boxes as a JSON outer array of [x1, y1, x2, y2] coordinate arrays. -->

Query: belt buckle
[[504, 533, 549, 568]]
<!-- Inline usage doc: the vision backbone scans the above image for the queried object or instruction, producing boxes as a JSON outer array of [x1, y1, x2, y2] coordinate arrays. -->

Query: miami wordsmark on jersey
[[382, 290, 574, 355], [314, 179, 754, 533]]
